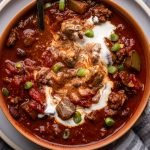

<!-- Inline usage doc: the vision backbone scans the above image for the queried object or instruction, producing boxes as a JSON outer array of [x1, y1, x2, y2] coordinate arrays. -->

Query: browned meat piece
[[18, 15, 36, 29], [41, 50, 55, 67], [6, 29, 18, 47], [3, 77, 12, 83], [61, 51, 77, 68], [21, 101, 38, 119], [8, 96, 22, 105], [24, 58, 36, 67], [4, 60, 24, 75], [104, 106, 118, 116], [119, 71, 144, 91], [59, 44, 80, 68], [17, 48, 27, 58], [121, 107, 130, 117], [5, 60, 16, 75], [9, 106, 20, 119], [23, 29, 36, 47], [78, 87, 95, 97], [116, 24, 125, 32], [12, 76, 23, 87], [69, 92, 80, 103], [74, 98, 92, 108], [108, 90, 127, 110], [56, 99, 76, 120], [61, 18, 83, 40], [86, 0, 96, 6], [85, 43, 101, 64], [85, 111, 98, 122], [116, 38, 135, 63], [91, 74, 104, 87], [68, 0, 89, 14], [28, 100, 44, 113], [92, 5, 112, 23]]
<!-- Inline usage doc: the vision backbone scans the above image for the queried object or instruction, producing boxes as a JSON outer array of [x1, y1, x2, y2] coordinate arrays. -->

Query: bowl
[[0, 0, 150, 149]]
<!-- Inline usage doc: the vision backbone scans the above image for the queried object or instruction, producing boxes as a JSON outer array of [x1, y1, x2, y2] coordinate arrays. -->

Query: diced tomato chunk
[[29, 88, 45, 104]]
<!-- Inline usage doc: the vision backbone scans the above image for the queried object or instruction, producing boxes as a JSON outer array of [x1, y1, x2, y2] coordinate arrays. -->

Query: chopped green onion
[[73, 111, 82, 124], [63, 129, 70, 139], [77, 68, 88, 77], [110, 33, 119, 42], [85, 29, 94, 38], [2, 88, 9, 97], [111, 43, 121, 52], [24, 81, 33, 90], [15, 62, 22, 69], [108, 66, 118, 74], [105, 117, 115, 127], [59, 0, 65, 11], [44, 3, 51, 9], [118, 64, 124, 71], [52, 63, 64, 73]]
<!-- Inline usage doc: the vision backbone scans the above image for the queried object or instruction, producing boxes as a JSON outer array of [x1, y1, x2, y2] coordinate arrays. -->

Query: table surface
[[0, 0, 150, 149]]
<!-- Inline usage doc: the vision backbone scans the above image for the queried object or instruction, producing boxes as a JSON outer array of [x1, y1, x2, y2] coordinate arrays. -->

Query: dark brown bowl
[[0, 0, 150, 149]]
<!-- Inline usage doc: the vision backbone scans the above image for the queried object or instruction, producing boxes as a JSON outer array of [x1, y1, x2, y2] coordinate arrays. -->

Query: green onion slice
[[59, 0, 65, 11], [24, 81, 33, 90], [105, 117, 115, 127], [85, 29, 94, 38], [73, 111, 82, 124]]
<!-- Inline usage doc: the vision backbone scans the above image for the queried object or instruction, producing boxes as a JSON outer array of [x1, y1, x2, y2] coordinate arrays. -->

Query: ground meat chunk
[[6, 29, 18, 47], [9, 106, 20, 119], [17, 48, 27, 58], [23, 29, 36, 47], [115, 38, 135, 63], [108, 90, 127, 110], [85, 111, 98, 122], [41, 49, 55, 67], [8, 96, 22, 105], [78, 87, 95, 97], [92, 5, 112, 23], [104, 106, 118, 116], [119, 71, 143, 91], [61, 18, 83, 40], [56, 99, 76, 120], [69, 92, 80, 103], [21, 101, 38, 119]]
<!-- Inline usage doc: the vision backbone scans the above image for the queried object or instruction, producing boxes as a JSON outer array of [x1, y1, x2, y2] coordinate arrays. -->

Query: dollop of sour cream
[[43, 77, 113, 127], [37, 17, 116, 127], [79, 17, 116, 65]]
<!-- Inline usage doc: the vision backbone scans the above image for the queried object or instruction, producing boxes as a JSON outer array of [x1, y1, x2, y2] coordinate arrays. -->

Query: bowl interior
[[0, 1, 150, 149]]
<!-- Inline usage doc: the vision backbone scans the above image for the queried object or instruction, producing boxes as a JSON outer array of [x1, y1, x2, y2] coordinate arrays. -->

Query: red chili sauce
[[0, 1, 145, 145]]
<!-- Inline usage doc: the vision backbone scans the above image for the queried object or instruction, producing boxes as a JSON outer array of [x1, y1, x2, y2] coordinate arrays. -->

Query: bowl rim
[[0, 0, 150, 149]]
